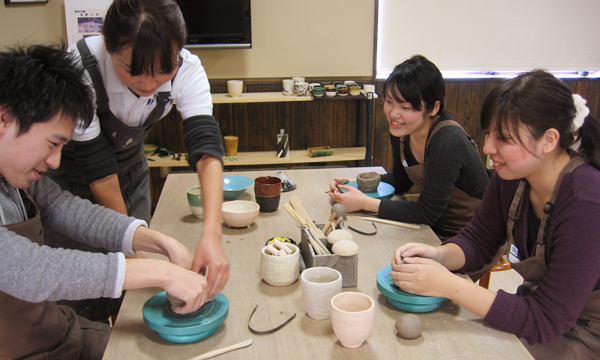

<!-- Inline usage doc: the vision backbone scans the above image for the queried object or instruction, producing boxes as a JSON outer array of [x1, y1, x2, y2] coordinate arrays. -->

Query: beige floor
[[480, 268, 524, 293]]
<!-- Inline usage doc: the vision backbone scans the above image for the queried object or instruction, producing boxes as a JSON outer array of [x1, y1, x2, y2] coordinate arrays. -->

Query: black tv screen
[[176, 0, 252, 49]]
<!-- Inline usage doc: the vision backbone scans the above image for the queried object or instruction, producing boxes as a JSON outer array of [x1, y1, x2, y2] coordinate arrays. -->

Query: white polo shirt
[[68, 36, 213, 142]]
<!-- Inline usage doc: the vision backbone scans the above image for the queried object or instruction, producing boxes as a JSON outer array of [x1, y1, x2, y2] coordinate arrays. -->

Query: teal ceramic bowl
[[377, 266, 446, 312], [223, 176, 254, 200]]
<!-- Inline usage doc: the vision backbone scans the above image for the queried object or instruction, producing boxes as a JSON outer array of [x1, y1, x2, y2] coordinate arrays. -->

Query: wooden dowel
[[350, 216, 420, 230], [187, 339, 253, 360]]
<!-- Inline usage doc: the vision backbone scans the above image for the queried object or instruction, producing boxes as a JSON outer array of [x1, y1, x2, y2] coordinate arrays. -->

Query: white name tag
[[508, 243, 520, 264]]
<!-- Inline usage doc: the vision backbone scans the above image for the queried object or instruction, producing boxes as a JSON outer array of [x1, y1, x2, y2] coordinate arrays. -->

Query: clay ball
[[327, 229, 353, 245], [332, 239, 359, 256], [395, 314, 422, 340]]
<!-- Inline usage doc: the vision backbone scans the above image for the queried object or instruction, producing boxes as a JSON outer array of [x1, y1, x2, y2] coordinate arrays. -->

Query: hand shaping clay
[[395, 314, 422, 339]]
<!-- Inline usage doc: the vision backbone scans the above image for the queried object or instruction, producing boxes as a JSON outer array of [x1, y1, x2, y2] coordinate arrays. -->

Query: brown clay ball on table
[[395, 314, 423, 339]]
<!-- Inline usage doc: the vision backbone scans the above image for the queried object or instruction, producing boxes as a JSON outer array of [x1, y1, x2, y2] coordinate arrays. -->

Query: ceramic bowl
[[223, 175, 254, 200], [222, 200, 260, 228], [144, 144, 158, 155]]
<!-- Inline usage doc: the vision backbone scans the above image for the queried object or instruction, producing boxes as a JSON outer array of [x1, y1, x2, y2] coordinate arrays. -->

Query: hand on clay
[[389, 256, 453, 298], [329, 178, 349, 193], [329, 183, 370, 212], [163, 265, 209, 315], [192, 236, 230, 302]]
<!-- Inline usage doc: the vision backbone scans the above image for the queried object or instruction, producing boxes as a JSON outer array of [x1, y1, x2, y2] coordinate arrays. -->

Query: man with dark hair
[[0, 44, 208, 359]]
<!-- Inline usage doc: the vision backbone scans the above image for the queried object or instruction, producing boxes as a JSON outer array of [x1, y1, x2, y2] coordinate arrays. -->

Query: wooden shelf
[[212, 92, 313, 104], [223, 147, 366, 166], [146, 147, 366, 168]]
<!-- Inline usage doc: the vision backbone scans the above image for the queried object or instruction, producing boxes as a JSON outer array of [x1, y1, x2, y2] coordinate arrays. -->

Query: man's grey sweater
[[0, 176, 144, 303]]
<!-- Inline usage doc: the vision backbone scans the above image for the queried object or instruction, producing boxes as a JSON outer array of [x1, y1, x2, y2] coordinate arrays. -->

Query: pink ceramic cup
[[330, 292, 375, 348]]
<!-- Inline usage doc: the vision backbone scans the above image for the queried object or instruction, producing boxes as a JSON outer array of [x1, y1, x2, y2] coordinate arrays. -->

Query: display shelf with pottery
[[142, 292, 229, 343], [377, 266, 446, 312]]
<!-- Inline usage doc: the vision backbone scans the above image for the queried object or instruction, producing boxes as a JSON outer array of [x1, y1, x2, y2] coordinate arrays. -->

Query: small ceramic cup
[[337, 85, 349, 96], [301, 267, 342, 320], [282, 78, 295, 96], [330, 292, 375, 348], [294, 82, 314, 96], [254, 176, 282, 212], [187, 186, 203, 218], [227, 80, 243, 97], [223, 135, 239, 156], [260, 244, 300, 286], [312, 86, 325, 97], [363, 84, 375, 94], [349, 85, 361, 96]]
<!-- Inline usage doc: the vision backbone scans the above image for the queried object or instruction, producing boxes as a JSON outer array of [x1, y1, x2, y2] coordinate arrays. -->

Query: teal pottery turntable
[[377, 266, 446, 313], [143, 291, 229, 343]]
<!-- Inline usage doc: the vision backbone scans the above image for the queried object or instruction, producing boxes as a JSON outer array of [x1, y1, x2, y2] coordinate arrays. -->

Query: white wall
[[0, 0, 375, 79]]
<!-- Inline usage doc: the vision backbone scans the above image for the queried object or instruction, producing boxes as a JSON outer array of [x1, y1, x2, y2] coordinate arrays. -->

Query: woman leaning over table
[[329, 55, 489, 240], [391, 70, 600, 359], [44, 0, 229, 323]]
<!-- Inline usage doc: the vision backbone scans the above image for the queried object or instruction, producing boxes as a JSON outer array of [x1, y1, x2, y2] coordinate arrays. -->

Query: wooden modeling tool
[[350, 216, 420, 230], [187, 339, 253, 360]]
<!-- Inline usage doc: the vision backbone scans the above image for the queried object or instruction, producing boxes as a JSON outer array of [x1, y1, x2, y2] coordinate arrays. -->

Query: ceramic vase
[[330, 292, 375, 348]]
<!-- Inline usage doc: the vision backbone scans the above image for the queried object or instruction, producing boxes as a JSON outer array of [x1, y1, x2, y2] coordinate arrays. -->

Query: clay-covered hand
[[393, 242, 439, 265], [192, 235, 230, 301], [329, 183, 371, 212], [329, 178, 349, 194], [389, 256, 454, 298], [163, 265, 209, 314]]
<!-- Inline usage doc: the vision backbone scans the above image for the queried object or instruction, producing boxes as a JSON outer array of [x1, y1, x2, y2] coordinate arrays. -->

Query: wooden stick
[[283, 203, 302, 224], [187, 339, 253, 360], [288, 195, 325, 237], [306, 227, 331, 255], [350, 216, 421, 230]]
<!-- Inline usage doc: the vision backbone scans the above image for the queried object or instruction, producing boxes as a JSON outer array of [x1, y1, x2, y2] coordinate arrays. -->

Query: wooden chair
[[478, 255, 512, 289]]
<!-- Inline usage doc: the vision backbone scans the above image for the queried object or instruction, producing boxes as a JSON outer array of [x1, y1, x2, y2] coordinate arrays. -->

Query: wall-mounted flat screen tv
[[176, 0, 251, 49]]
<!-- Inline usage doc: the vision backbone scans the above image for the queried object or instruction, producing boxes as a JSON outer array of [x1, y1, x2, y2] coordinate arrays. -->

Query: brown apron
[[400, 120, 483, 238], [505, 157, 600, 359], [0, 191, 110, 360]]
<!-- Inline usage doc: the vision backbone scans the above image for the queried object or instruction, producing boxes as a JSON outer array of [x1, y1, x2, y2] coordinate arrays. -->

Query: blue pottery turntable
[[143, 292, 229, 343], [377, 266, 446, 313]]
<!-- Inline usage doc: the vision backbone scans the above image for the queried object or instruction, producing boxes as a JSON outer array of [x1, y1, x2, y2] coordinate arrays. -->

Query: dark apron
[[400, 120, 482, 237], [0, 191, 110, 360], [505, 156, 600, 359], [43, 39, 171, 321]]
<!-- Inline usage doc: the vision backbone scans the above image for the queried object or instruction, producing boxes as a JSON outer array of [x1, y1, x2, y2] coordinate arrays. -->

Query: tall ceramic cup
[[223, 135, 239, 156], [187, 186, 203, 218], [254, 176, 282, 212], [260, 244, 300, 286], [282, 79, 295, 96], [227, 79, 243, 97], [301, 267, 342, 320], [330, 292, 375, 348]]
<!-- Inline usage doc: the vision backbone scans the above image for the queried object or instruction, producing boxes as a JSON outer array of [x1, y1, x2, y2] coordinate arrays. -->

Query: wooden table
[[103, 167, 533, 360]]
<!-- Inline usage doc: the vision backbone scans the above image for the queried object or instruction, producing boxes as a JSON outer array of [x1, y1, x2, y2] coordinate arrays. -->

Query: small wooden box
[[300, 223, 358, 287]]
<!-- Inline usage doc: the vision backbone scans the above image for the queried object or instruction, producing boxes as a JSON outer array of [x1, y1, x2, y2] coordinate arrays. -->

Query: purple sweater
[[446, 162, 600, 344]]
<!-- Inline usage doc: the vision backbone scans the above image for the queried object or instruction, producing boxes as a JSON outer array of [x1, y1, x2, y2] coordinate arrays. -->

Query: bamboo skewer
[[187, 339, 253, 360], [349, 216, 421, 230]]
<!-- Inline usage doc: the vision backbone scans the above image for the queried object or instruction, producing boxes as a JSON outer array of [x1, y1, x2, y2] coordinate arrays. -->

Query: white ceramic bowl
[[222, 200, 260, 228]]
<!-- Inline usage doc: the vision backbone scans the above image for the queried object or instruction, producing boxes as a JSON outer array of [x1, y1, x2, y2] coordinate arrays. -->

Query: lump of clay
[[356, 171, 381, 193], [327, 229, 353, 245], [332, 239, 359, 256], [395, 314, 422, 339]]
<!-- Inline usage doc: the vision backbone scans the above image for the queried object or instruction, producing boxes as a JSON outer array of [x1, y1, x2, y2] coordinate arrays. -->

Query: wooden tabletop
[[102, 167, 533, 360]]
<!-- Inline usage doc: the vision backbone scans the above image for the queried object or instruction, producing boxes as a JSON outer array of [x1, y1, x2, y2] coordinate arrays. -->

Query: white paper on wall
[[64, 0, 112, 46]]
